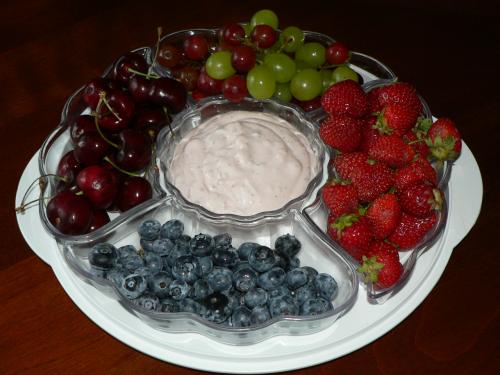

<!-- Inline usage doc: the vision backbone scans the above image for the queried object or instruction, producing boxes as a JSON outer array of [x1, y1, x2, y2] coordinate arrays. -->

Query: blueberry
[[133, 293, 159, 311], [275, 234, 301, 259], [160, 219, 184, 240], [151, 238, 175, 257], [237, 242, 260, 260], [148, 271, 172, 298], [258, 267, 286, 290], [232, 267, 258, 293], [231, 306, 252, 327], [301, 266, 319, 283], [89, 243, 117, 271], [106, 266, 128, 287], [207, 267, 233, 292], [274, 252, 291, 270], [250, 305, 271, 325], [168, 279, 190, 300], [212, 246, 238, 268], [174, 234, 192, 250], [171, 255, 201, 284], [119, 252, 144, 273], [166, 243, 191, 267], [300, 298, 333, 316], [288, 256, 301, 270], [140, 238, 155, 253], [190, 233, 215, 256], [285, 268, 308, 290], [244, 287, 268, 308], [294, 282, 318, 306], [119, 273, 147, 299], [160, 258, 173, 277], [191, 279, 212, 300], [267, 285, 291, 300], [134, 266, 154, 280], [116, 245, 138, 260], [138, 219, 161, 241], [158, 298, 180, 313], [232, 261, 250, 273], [178, 298, 206, 315], [268, 295, 299, 318], [224, 288, 245, 310], [313, 273, 338, 301], [197, 256, 214, 276], [201, 292, 232, 323], [248, 246, 276, 273], [213, 233, 232, 249], [144, 253, 163, 274]]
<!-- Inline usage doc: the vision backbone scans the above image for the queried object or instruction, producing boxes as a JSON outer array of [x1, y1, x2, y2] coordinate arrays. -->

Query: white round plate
[[15, 143, 482, 373]]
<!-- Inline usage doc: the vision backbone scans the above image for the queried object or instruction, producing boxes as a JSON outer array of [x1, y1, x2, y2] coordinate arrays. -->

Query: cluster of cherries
[[42, 48, 188, 235]]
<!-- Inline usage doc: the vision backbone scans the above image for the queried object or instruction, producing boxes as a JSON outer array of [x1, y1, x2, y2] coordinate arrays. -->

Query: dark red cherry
[[97, 90, 135, 132], [73, 132, 110, 166], [83, 78, 122, 110], [115, 176, 152, 212], [76, 166, 119, 210], [116, 128, 152, 172], [56, 150, 83, 189], [149, 77, 187, 113], [114, 52, 149, 84], [46, 191, 94, 235], [88, 209, 111, 232], [132, 105, 168, 139], [128, 76, 154, 104], [70, 115, 96, 145], [197, 67, 223, 95]]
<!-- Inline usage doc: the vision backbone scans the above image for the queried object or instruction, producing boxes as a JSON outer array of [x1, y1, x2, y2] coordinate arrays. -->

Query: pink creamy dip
[[168, 110, 318, 216]]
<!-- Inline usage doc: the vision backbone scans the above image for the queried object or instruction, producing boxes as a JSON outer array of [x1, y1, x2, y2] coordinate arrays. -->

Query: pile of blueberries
[[88, 218, 338, 327]]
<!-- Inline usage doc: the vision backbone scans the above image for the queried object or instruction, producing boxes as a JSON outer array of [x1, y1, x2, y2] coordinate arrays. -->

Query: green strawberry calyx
[[425, 135, 459, 161], [429, 188, 443, 211], [331, 213, 359, 238], [373, 110, 393, 135], [357, 255, 385, 283]]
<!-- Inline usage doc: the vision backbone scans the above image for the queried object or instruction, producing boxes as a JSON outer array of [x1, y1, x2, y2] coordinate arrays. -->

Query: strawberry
[[350, 158, 394, 203], [403, 128, 430, 158], [394, 156, 437, 192], [332, 152, 367, 181], [321, 80, 368, 118], [321, 180, 359, 219], [359, 116, 382, 153], [399, 183, 443, 218], [366, 193, 401, 239], [358, 241, 403, 288], [367, 86, 384, 113], [328, 214, 373, 261], [375, 82, 423, 115], [426, 118, 462, 161], [368, 135, 415, 168], [319, 114, 363, 153], [388, 212, 438, 250], [374, 102, 419, 137]]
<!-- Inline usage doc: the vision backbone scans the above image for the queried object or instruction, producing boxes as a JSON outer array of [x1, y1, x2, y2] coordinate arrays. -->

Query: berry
[[388, 212, 438, 249], [326, 41, 350, 65], [332, 152, 367, 181], [313, 273, 338, 300], [329, 214, 373, 261], [183, 35, 209, 61], [321, 180, 359, 219], [374, 102, 419, 137], [274, 234, 301, 259], [160, 219, 184, 240], [368, 135, 415, 168], [321, 80, 368, 118], [374, 82, 423, 115], [394, 156, 437, 192], [248, 246, 276, 273], [358, 241, 403, 288], [319, 114, 363, 153], [426, 117, 462, 161], [251, 24, 277, 49], [399, 183, 443, 218], [366, 193, 401, 240]]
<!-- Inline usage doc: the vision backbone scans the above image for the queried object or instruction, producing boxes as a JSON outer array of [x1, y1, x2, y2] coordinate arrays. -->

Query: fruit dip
[[168, 110, 319, 215]]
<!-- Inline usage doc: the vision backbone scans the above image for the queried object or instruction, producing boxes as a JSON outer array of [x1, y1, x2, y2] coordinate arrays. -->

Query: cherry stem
[[15, 174, 64, 213], [99, 91, 122, 121], [127, 67, 160, 80], [162, 106, 175, 138], [103, 156, 141, 177], [94, 95, 120, 149]]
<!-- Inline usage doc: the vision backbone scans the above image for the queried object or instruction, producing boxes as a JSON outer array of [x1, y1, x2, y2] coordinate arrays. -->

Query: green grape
[[247, 65, 276, 99], [279, 26, 305, 53], [294, 59, 310, 73], [320, 69, 335, 93], [331, 65, 359, 83], [205, 51, 236, 80], [250, 9, 279, 30], [295, 42, 326, 68], [241, 22, 252, 38], [263, 52, 296, 83], [273, 82, 292, 102], [290, 68, 322, 101]]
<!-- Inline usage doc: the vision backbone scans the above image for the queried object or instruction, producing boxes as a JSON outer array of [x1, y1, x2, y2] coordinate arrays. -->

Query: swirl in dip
[[168, 110, 318, 216]]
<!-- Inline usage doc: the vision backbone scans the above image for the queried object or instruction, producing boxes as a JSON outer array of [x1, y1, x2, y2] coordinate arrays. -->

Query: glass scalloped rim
[[304, 78, 452, 304], [150, 28, 398, 121]]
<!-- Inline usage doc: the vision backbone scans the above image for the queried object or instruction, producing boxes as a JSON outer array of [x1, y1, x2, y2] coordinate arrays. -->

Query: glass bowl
[[156, 96, 329, 223], [307, 79, 452, 304], [60, 196, 359, 345]]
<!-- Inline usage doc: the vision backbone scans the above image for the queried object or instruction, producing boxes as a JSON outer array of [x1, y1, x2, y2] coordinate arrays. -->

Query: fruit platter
[[15, 8, 482, 371]]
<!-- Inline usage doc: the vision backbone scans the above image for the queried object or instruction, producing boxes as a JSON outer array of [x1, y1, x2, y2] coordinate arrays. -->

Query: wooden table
[[2, 1, 499, 374]]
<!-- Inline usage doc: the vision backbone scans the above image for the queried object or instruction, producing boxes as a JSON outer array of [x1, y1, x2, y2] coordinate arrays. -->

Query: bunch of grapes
[[156, 9, 358, 110]]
